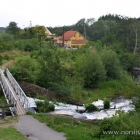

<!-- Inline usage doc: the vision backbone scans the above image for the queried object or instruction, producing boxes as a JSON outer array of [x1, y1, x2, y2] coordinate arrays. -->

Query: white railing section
[[0, 69, 17, 116], [6, 69, 29, 111]]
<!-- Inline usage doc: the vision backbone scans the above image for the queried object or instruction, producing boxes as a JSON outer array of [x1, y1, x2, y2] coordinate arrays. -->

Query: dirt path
[[0, 116, 18, 128], [1, 60, 15, 70]]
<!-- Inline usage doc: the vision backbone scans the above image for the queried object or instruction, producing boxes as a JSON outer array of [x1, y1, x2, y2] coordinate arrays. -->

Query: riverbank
[[17, 78, 140, 106]]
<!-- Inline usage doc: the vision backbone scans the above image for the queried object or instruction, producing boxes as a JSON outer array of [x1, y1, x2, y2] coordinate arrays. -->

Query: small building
[[45, 28, 56, 39], [56, 31, 87, 48]]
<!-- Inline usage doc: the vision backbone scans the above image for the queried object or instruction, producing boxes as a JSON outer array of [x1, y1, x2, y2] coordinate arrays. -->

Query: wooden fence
[[47, 113, 99, 129], [0, 104, 14, 118]]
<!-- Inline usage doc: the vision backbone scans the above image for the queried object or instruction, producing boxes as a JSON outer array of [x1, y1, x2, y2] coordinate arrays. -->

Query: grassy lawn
[[0, 127, 28, 140], [0, 117, 28, 140], [30, 113, 100, 140]]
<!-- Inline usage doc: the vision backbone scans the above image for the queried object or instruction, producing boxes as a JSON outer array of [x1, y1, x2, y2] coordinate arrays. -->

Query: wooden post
[[2, 105, 5, 118], [0, 104, 14, 119], [51, 116, 54, 124], [71, 119, 74, 126], [88, 122, 91, 129]]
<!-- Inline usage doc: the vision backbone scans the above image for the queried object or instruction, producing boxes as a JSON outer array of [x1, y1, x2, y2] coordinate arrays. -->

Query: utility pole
[[63, 26, 64, 47], [83, 23, 86, 39]]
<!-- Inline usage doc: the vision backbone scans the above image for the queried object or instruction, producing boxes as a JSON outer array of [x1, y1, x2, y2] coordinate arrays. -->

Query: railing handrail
[[6, 69, 29, 110], [0, 69, 17, 116], [6, 69, 28, 98], [0, 69, 17, 101]]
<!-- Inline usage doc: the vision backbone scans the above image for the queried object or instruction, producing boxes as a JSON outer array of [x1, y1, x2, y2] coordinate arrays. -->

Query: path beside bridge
[[15, 115, 66, 140], [1, 60, 15, 71]]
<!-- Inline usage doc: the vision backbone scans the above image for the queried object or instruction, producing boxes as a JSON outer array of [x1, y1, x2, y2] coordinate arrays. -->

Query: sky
[[0, 0, 140, 28]]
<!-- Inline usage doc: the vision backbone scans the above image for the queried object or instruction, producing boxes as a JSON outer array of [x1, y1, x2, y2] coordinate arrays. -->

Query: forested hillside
[[48, 14, 140, 54]]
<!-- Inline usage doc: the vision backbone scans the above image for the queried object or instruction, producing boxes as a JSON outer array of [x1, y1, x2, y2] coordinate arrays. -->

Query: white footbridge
[[0, 69, 29, 116]]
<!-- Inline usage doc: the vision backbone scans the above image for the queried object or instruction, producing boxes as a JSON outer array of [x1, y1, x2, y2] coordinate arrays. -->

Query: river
[[28, 96, 135, 120]]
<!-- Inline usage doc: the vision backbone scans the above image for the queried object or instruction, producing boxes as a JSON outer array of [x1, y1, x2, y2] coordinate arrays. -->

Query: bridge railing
[[0, 69, 17, 116], [6, 69, 29, 111]]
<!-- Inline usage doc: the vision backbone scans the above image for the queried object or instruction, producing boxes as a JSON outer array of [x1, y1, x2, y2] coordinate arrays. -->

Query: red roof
[[71, 39, 87, 44], [59, 31, 77, 40]]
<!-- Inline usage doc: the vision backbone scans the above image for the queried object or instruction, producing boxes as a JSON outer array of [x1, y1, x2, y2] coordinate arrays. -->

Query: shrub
[[9, 57, 40, 83], [0, 55, 3, 65], [93, 111, 140, 140], [77, 52, 106, 88], [47, 103, 55, 112], [0, 97, 6, 105], [35, 100, 55, 113], [104, 98, 110, 109], [3, 55, 9, 60], [36, 101, 44, 108], [24, 44, 34, 52], [100, 49, 123, 80], [85, 103, 98, 112], [133, 98, 140, 112]]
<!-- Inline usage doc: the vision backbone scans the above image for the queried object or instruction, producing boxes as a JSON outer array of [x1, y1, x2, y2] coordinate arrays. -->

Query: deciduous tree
[[6, 21, 20, 35]]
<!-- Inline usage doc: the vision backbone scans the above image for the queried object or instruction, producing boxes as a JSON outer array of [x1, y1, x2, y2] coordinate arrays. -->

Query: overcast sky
[[0, 0, 140, 28]]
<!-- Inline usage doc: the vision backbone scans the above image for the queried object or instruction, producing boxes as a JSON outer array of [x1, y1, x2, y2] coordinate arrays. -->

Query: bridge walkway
[[0, 69, 27, 116], [5, 76, 26, 115]]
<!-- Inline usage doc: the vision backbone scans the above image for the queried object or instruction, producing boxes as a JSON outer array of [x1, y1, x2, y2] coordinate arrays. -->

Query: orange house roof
[[59, 31, 77, 40]]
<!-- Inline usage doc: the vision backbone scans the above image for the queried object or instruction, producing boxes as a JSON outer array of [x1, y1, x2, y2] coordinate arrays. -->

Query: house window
[[79, 35, 81, 37]]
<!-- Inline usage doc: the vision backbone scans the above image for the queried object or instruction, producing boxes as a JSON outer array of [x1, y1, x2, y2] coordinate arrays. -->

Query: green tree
[[31, 26, 47, 53], [9, 57, 40, 83], [6, 21, 20, 35], [76, 52, 106, 88], [75, 18, 87, 35], [100, 49, 123, 80], [89, 20, 108, 41], [37, 47, 71, 96]]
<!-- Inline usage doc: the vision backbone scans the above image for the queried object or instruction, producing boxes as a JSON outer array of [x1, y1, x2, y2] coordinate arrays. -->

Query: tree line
[[1, 14, 140, 54], [0, 14, 140, 98], [48, 14, 140, 54]]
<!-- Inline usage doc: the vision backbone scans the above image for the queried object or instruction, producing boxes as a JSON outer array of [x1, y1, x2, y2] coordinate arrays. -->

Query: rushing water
[[28, 97, 135, 120]]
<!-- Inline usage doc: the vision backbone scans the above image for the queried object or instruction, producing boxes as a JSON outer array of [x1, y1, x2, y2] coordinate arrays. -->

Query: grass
[[0, 50, 30, 60], [29, 113, 100, 140], [0, 50, 30, 70], [80, 79, 140, 103], [0, 117, 28, 140], [0, 50, 30, 66], [29, 110, 140, 140], [0, 127, 28, 140]]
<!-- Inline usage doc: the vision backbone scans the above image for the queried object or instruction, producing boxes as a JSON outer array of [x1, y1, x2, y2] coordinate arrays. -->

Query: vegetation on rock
[[103, 98, 110, 109]]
